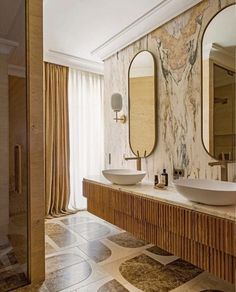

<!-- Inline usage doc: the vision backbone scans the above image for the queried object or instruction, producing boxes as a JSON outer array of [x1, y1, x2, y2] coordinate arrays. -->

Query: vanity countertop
[[84, 176, 236, 221]]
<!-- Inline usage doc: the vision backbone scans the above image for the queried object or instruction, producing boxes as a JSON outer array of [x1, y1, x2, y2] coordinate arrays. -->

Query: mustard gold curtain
[[44, 62, 71, 217]]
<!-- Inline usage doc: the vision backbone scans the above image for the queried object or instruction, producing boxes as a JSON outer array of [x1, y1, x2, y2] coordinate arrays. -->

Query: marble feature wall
[[104, 0, 236, 182]]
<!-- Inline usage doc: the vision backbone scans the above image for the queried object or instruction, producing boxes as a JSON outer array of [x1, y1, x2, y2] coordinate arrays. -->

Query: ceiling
[[44, 0, 202, 73], [0, 0, 202, 74], [44, 0, 161, 63]]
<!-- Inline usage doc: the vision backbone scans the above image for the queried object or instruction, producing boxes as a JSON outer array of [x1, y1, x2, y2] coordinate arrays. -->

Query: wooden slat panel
[[27, 0, 45, 284], [83, 180, 235, 283]]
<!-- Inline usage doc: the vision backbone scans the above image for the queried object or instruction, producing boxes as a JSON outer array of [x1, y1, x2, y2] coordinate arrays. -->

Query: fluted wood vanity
[[83, 177, 235, 283]]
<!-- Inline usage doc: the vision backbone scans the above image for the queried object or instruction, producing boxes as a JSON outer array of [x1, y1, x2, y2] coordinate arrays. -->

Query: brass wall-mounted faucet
[[208, 160, 234, 181], [124, 151, 146, 171]]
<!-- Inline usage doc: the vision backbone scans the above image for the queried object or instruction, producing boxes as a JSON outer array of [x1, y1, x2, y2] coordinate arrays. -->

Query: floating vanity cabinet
[[83, 179, 235, 283]]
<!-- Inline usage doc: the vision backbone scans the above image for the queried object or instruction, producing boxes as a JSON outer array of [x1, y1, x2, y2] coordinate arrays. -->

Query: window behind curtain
[[68, 68, 104, 210]]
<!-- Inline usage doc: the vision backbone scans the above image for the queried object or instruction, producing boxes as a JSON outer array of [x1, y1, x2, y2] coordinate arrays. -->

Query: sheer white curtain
[[68, 68, 104, 210]]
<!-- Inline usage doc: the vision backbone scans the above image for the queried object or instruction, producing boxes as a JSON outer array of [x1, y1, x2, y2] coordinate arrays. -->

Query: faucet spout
[[208, 160, 233, 181], [124, 155, 142, 171]]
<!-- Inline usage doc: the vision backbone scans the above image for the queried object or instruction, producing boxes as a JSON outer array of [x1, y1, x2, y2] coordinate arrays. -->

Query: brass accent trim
[[201, 3, 236, 162], [208, 160, 234, 181], [124, 153, 142, 170], [128, 50, 157, 158], [114, 113, 127, 123], [119, 114, 127, 124]]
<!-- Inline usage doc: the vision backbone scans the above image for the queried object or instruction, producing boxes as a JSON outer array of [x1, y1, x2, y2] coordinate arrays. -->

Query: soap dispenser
[[154, 174, 159, 186], [161, 169, 168, 186]]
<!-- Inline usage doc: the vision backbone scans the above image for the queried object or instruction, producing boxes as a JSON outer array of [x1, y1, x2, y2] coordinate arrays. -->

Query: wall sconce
[[111, 93, 126, 123]]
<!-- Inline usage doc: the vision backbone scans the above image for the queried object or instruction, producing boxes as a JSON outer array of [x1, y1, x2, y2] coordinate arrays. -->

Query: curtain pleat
[[68, 69, 104, 210], [44, 62, 72, 217]]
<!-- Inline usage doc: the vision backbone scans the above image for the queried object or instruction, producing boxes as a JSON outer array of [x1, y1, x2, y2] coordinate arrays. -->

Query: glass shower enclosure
[[0, 0, 29, 290]]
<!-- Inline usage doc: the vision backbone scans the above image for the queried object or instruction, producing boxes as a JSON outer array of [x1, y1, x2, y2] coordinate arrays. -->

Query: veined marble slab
[[104, 0, 236, 184], [84, 176, 236, 221]]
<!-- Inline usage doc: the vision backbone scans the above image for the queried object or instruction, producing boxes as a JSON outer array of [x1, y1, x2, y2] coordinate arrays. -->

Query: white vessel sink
[[102, 169, 146, 185], [173, 179, 236, 206]]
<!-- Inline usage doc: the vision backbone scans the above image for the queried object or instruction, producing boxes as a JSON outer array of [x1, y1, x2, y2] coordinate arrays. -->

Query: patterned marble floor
[[15, 211, 234, 292]]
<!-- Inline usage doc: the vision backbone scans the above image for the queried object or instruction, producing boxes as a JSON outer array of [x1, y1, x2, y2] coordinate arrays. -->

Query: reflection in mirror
[[0, 0, 29, 290], [202, 4, 236, 161], [128, 51, 156, 157]]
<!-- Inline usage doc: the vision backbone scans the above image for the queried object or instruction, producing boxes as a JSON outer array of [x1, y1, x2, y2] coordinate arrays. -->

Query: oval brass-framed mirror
[[201, 4, 236, 161], [128, 50, 157, 157]]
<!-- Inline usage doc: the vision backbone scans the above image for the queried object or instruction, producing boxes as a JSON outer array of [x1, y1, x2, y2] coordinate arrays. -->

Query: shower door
[[0, 0, 29, 290]]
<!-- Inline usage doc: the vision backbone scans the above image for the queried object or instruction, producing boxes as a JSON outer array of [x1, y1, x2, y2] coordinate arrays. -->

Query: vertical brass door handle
[[14, 144, 22, 194]]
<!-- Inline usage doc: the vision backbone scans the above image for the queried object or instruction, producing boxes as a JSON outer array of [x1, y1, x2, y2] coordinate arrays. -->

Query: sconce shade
[[111, 93, 122, 112]]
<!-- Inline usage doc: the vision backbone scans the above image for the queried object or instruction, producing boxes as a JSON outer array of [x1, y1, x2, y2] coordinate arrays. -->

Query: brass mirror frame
[[201, 3, 236, 161], [128, 50, 157, 158]]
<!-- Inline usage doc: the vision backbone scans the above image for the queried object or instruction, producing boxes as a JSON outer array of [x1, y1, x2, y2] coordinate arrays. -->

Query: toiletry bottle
[[154, 174, 159, 186], [161, 169, 168, 186]]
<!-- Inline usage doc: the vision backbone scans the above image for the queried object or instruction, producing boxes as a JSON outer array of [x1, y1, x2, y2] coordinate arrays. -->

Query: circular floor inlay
[[70, 222, 111, 240], [46, 253, 84, 274], [46, 223, 78, 247], [45, 260, 92, 291], [119, 255, 202, 291], [45, 223, 65, 234], [108, 232, 147, 248], [78, 241, 112, 263]]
